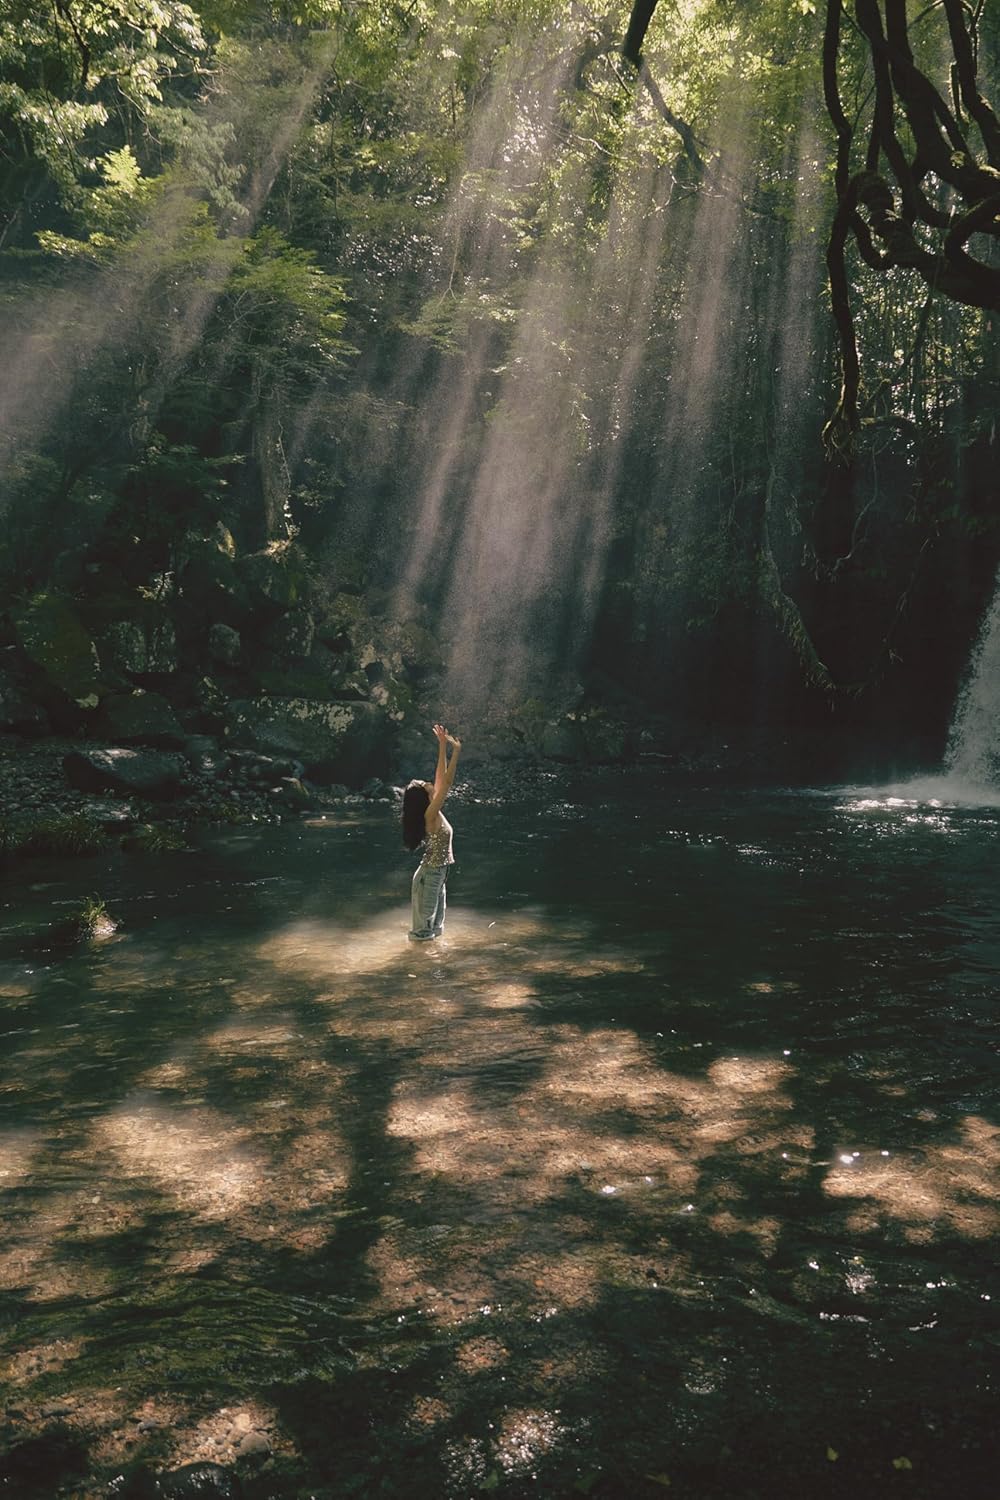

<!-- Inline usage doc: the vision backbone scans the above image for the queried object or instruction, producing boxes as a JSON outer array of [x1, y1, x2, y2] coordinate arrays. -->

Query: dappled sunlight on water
[[256, 911, 416, 980], [2, 781, 999, 1494], [824, 1115, 1000, 1244]]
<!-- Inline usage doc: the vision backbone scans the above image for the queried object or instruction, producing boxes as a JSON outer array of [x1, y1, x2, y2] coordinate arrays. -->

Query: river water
[[2, 770, 999, 1498]]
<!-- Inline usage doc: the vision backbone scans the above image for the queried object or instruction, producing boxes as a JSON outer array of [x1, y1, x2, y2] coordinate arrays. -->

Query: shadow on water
[[1, 773, 999, 1497]]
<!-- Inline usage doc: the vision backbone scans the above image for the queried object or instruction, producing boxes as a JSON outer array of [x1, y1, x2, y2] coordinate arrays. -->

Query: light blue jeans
[[409, 861, 448, 940]]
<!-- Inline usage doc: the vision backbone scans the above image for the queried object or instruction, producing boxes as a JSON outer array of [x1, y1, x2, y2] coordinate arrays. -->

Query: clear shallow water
[[1, 771, 999, 1497]]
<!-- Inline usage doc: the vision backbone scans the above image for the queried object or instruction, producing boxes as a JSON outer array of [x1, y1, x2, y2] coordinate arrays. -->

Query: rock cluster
[[0, 532, 653, 810], [0, 733, 396, 839], [0, 533, 432, 783]]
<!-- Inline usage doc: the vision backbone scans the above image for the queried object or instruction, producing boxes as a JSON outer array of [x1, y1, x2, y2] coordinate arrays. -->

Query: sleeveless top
[[422, 811, 454, 868]]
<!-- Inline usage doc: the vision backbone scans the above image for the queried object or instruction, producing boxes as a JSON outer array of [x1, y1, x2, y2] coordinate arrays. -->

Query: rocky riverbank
[[1, 713, 908, 863], [0, 733, 393, 853]]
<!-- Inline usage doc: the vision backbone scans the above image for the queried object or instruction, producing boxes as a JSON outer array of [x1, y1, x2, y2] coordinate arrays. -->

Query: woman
[[402, 722, 461, 941]]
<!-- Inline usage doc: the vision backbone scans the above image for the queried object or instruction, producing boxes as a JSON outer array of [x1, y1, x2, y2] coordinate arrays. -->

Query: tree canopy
[[1, 0, 997, 740]]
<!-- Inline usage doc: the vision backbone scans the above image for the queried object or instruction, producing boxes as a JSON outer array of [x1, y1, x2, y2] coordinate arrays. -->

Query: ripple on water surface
[[2, 780, 999, 1494]]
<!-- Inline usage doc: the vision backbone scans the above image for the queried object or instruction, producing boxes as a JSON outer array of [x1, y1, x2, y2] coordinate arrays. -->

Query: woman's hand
[[433, 723, 447, 742], [446, 733, 461, 749]]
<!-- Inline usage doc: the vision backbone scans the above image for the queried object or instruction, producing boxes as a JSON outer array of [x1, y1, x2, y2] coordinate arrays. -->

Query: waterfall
[[944, 575, 1000, 790]]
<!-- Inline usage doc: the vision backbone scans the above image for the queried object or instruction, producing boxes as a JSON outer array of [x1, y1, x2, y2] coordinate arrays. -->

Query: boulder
[[193, 676, 228, 717], [96, 612, 178, 677], [579, 712, 631, 763], [270, 775, 313, 808], [385, 619, 444, 675], [369, 676, 414, 722], [236, 543, 308, 613], [144, 615, 178, 674], [62, 748, 185, 799], [540, 717, 586, 762], [228, 749, 302, 782], [176, 532, 240, 611], [208, 622, 241, 666], [224, 697, 392, 782], [95, 691, 185, 746], [257, 657, 336, 701], [261, 609, 315, 658], [183, 736, 231, 778], [315, 590, 364, 645], [328, 664, 371, 700], [98, 620, 147, 675], [13, 591, 101, 707]]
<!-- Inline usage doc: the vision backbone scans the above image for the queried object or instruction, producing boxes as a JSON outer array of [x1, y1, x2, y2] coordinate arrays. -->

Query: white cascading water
[[943, 576, 1000, 792]]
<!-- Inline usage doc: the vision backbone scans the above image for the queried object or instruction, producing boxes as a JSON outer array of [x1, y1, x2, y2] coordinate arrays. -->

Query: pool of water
[[2, 770, 999, 1497]]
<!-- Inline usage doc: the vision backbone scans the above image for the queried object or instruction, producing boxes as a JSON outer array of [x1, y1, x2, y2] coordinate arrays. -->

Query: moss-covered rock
[[539, 716, 586, 761], [95, 690, 185, 746], [13, 591, 102, 707], [578, 710, 631, 763], [208, 622, 241, 666], [236, 542, 310, 613], [92, 608, 178, 678], [177, 534, 241, 614], [386, 619, 444, 675], [261, 609, 315, 658], [224, 697, 393, 781], [256, 661, 335, 700], [314, 590, 364, 646], [98, 620, 147, 675], [144, 614, 179, 674], [370, 676, 415, 723]]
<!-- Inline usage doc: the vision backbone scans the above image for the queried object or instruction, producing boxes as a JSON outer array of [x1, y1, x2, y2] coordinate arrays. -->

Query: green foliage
[[224, 226, 352, 378], [36, 147, 166, 262], [1, 0, 995, 717], [124, 822, 190, 852], [72, 894, 118, 940], [0, 814, 109, 858], [0, 0, 206, 240]]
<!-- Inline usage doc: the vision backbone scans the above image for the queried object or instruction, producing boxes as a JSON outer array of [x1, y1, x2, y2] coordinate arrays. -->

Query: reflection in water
[[1, 778, 999, 1494]]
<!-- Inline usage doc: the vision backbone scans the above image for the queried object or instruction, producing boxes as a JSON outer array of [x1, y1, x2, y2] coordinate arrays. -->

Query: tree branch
[[942, 0, 1000, 166], [52, 0, 91, 92], [622, 0, 658, 68]]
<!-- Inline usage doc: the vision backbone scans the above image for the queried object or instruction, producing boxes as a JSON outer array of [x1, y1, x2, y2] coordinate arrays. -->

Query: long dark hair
[[402, 780, 430, 850]]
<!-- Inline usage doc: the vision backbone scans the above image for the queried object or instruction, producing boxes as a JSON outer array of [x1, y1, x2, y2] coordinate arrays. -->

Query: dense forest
[[2, 0, 999, 780]]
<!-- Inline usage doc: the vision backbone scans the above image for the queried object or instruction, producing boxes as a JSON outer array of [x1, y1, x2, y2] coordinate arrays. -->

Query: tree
[[822, 0, 1000, 455]]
